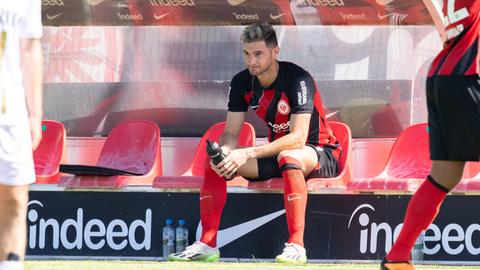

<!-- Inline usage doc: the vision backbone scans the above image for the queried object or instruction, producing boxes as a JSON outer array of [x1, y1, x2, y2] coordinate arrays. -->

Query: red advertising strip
[[128, 0, 295, 26], [42, 0, 432, 26], [42, 0, 295, 26], [291, 0, 433, 25]]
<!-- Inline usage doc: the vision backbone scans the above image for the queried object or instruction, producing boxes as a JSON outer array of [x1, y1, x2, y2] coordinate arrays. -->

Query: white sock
[[0, 261, 23, 270]]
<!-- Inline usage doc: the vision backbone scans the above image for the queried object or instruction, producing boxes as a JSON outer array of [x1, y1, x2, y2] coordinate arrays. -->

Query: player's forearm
[[245, 132, 305, 159], [21, 39, 43, 118]]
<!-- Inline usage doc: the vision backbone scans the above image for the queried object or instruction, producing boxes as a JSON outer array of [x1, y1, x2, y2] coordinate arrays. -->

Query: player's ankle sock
[[279, 156, 307, 247], [386, 176, 448, 261], [199, 163, 227, 248]]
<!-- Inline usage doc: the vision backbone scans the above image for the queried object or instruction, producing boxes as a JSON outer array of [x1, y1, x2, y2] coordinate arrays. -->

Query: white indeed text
[[149, 0, 195, 6], [117, 13, 143, 21], [348, 204, 480, 255], [268, 121, 290, 133], [28, 201, 152, 251], [42, 0, 64, 6], [340, 13, 366, 21], [233, 12, 259, 21], [296, 0, 345, 7]]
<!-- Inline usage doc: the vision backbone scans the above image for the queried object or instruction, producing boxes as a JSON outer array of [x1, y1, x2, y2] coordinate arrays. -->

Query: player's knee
[[277, 150, 294, 162], [277, 151, 303, 171]]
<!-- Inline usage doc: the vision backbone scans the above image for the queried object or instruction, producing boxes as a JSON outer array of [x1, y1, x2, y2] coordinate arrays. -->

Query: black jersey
[[228, 61, 340, 159]]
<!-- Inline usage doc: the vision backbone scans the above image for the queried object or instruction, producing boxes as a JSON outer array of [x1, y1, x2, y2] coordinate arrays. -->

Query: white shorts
[[0, 123, 35, 186]]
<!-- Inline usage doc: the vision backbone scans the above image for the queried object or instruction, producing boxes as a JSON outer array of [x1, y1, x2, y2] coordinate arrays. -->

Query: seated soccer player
[[168, 22, 340, 264]]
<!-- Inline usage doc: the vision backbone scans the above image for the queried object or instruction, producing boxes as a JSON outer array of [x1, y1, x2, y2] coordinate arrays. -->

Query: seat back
[[187, 121, 256, 176], [33, 120, 66, 181], [97, 120, 162, 176], [385, 123, 431, 179], [329, 121, 351, 177]]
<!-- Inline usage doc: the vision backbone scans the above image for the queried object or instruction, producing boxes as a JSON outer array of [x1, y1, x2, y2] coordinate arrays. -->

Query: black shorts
[[246, 144, 339, 182], [427, 75, 480, 161]]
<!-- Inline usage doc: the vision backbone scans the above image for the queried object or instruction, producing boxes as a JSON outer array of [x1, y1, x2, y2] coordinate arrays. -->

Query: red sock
[[199, 160, 227, 248], [279, 156, 307, 247], [386, 176, 448, 261]]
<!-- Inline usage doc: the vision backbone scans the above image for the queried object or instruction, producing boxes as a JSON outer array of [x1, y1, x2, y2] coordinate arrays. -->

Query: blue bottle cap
[[179, 219, 186, 225], [166, 219, 173, 225]]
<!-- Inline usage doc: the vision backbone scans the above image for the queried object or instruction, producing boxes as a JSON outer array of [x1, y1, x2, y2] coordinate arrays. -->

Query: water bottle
[[411, 231, 425, 261], [206, 139, 235, 180], [162, 219, 175, 259], [175, 219, 189, 253]]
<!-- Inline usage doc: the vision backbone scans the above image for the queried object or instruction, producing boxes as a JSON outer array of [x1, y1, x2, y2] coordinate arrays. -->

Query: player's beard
[[248, 59, 275, 77]]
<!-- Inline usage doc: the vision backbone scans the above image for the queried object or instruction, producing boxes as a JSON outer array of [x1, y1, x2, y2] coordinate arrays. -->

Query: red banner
[[291, 0, 433, 25], [42, 0, 433, 26]]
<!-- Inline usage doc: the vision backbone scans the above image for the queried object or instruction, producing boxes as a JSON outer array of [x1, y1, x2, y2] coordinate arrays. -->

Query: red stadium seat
[[453, 162, 480, 192], [153, 121, 256, 189], [248, 121, 353, 191], [348, 123, 431, 192], [59, 120, 162, 188], [34, 120, 67, 184]]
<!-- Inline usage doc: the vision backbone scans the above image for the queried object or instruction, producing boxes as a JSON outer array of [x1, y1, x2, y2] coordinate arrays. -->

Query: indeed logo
[[149, 0, 195, 6], [340, 13, 366, 21], [117, 13, 143, 21], [27, 201, 152, 251], [233, 12, 259, 21], [348, 204, 480, 256], [268, 121, 290, 133], [296, 0, 345, 7], [42, 0, 64, 6]]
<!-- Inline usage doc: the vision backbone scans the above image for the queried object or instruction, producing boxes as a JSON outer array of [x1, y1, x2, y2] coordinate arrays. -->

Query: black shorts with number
[[427, 75, 480, 161], [246, 144, 339, 182]]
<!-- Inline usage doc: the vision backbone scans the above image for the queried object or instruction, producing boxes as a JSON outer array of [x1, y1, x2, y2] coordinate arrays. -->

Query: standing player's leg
[[382, 75, 480, 269], [0, 123, 36, 270], [0, 185, 29, 270], [382, 161, 464, 269]]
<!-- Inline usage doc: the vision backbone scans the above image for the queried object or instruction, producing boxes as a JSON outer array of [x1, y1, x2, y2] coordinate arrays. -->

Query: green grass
[[24, 261, 480, 270]]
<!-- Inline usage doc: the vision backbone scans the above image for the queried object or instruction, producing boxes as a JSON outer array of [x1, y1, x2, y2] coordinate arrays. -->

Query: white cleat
[[167, 241, 220, 262], [275, 242, 307, 264]]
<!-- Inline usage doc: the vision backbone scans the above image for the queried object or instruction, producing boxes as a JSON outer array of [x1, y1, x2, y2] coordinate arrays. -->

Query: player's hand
[[217, 148, 248, 179], [29, 115, 42, 150]]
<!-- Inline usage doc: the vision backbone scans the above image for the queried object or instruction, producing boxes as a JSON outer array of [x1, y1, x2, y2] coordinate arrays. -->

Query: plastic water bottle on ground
[[411, 231, 425, 261], [175, 219, 189, 253], [162, 218, 175, 259]]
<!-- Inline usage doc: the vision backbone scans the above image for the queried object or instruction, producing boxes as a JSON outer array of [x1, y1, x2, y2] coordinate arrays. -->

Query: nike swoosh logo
[[326, 110, 339, 119], [199, 195, 212, 200], [287, 193, 302, 201], [46, 13, 62, 20], [377, 13, 391, 20], [227, 0, 248, 6], [270, 13, 285, 20], [154, 13, 169, 20], [86, 0, 106, 6], [196, 209, 285, 248]]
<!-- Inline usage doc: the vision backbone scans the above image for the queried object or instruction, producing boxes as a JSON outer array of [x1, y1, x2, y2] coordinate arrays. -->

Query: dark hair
[[241, 22, 278, 48]]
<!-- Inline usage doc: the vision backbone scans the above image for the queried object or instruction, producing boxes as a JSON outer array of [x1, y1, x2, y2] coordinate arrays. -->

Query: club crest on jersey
[[277, 100, 290, 115]]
